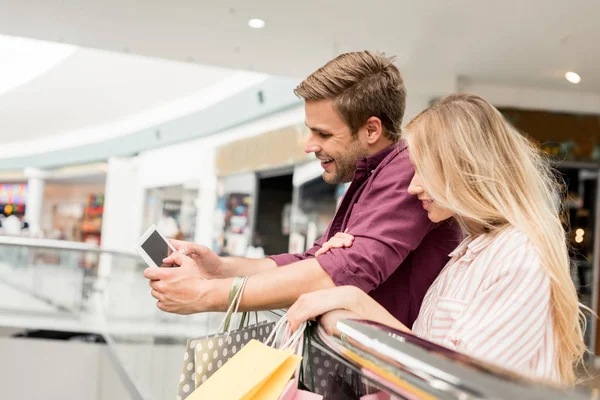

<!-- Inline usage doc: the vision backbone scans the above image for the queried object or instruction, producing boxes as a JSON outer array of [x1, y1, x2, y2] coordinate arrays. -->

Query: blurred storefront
[[214, 123, 349, 257], [142, 184, 199, 242], [42, 183, 105, 243], [0, 183, 28, 235], [498, 107, 600, 350]]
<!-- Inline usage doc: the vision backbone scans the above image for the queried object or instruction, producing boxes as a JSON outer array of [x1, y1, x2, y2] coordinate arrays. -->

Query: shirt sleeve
[[316, 160, 434, 292], [439, 246, 551, 370], [267, 235, 325, 266]]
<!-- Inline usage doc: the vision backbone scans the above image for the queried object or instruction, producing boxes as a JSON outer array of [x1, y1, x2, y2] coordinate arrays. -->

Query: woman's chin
[[427, 210, 452, 223]]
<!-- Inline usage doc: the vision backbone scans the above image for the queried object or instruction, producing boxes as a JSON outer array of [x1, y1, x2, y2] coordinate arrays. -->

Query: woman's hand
[[287, 286, 363, 332], [319, 310, 361, 336], [315, 232, 355, 257]]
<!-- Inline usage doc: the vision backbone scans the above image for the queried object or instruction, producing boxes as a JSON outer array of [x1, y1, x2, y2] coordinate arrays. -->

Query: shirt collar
[[448, 232, 495, 259], [356, 143, 404, 172]]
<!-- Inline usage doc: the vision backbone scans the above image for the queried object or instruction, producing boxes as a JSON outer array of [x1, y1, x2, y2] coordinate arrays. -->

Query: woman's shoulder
[[483, 226, 545, 273], [490, 226, 531, 247]]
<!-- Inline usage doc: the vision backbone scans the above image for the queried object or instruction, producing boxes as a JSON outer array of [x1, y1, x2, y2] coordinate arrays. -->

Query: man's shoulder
[[371, 145, 413, 187]]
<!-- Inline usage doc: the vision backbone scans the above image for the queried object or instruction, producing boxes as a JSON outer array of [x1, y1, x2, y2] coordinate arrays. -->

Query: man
[[144, 51, 462, 327]]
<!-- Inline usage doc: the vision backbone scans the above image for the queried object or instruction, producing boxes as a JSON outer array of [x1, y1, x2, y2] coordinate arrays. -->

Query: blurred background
[[0, 1, 599, 399]]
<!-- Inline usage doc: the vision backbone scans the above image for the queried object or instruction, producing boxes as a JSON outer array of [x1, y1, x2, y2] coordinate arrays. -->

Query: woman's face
[[408, 171, 455, 223]]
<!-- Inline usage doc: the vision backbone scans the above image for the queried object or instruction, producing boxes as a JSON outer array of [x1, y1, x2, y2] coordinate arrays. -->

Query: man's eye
[[319, 132, 331, 139]]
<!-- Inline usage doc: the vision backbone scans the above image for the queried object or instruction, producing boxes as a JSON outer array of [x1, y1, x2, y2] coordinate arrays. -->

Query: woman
[[286, 94, 586, 384]]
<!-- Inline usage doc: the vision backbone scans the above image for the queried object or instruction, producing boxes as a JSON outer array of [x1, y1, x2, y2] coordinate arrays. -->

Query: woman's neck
[[456, 215, 486, 235]]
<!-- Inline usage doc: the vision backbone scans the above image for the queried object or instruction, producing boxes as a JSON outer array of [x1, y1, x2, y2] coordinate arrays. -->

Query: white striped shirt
[[412, 227, 558, 382]]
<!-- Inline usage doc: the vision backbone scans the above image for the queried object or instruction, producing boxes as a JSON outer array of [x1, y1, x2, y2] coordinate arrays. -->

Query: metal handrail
[[325, 319, 591, 400], [0, 235, 138, 258]]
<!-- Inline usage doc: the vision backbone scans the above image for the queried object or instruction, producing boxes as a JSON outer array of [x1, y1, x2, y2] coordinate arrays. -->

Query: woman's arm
[[286, 285, 412, 335]]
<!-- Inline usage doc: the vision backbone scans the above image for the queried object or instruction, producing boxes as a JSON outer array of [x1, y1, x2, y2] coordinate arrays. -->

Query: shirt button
[[371, 170, 375, 175]]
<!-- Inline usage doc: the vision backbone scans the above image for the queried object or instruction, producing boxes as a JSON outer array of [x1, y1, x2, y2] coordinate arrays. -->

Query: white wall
[[101, 157, 144, 254], [0, 337, 133, 400], [101, 106, 305, 253], [403, 93, 434, 126], [459, 80, 600, 114]]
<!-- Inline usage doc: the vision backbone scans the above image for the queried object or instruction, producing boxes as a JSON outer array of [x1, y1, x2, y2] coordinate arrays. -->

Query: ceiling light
[[576, 228, 584, 236], [565, 71, 581, 84], [248, 18, 266, 29]]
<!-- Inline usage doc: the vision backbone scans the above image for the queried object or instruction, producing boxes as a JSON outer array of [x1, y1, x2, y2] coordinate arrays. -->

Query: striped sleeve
[[439, 243, 551, 370]]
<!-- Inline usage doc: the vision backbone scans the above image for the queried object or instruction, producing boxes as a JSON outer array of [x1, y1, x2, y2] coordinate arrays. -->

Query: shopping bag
[[300, 325, 364, 399], [178, 320, 275, 395], [279, 379, 324, 400], [360, 391, 391, 400], [278, 323, 323, 400], [188, 314, 305, 400], [193, 319, 275, 384], [187, 339, 300, 400], [177, 276, 276, 399]]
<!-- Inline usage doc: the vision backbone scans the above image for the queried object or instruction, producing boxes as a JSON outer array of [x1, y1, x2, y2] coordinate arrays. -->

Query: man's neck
[[366, 138, 395, 156]]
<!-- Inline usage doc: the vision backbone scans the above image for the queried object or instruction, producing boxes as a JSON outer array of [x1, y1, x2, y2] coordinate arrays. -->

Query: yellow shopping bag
[[187, 339, 302, 400]]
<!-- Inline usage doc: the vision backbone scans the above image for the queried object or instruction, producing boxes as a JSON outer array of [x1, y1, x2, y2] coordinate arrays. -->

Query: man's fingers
[[169, 239, 185, 250], [149, 280, 164, 292], [162, 254, 177, 265], [151, 289, 163, 301], [170, 242, 209, 257], [144, 267, 167, 280], [156, 301, 167, 312], [163, 250, 188, 265]]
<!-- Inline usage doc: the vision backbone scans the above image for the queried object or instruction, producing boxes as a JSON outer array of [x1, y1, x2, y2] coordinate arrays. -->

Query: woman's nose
[[408, 175, 424, 195], [408, 184, 424, 195]]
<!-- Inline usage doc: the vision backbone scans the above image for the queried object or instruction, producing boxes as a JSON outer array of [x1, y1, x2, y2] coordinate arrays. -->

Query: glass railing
[[0, 236, 279, 399], [0, 236, 596, 399]]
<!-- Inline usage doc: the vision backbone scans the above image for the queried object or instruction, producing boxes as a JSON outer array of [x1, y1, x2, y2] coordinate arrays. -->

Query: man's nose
[[304, 135, 320, 154]]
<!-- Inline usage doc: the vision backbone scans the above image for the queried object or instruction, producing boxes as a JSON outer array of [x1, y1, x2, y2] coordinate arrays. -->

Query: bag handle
[[221, 276, 259, 332], [265, 314, 306, 350], [218, 276, 248, 334]]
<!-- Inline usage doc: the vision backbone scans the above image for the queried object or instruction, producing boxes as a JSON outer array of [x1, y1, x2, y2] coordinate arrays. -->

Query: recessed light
[[565, 71, 581, 84], [248, 18, 265, 29]]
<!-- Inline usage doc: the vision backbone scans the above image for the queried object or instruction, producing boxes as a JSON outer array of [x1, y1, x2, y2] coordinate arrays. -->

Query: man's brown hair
[[294, 51, 406, 142]]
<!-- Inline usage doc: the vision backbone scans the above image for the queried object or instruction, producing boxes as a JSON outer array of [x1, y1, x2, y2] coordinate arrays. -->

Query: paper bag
[[187, 339, 301, 400]]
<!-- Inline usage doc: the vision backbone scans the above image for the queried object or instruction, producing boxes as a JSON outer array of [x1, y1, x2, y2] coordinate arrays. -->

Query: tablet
[[137, 224, 178, 268]]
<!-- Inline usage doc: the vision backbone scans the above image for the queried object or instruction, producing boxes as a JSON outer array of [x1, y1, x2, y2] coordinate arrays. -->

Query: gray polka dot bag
[[177, 277, 276, 400]]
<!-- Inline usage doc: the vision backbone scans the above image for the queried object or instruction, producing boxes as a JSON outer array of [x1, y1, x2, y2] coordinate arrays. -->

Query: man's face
[[304, 100, 368, 184]]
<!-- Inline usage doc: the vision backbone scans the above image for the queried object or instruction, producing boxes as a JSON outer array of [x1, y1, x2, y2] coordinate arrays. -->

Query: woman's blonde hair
[[404, 93, 586, 384]]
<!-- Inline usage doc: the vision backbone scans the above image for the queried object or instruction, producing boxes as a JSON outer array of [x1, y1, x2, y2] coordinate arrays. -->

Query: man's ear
[[364, 116, 384, 144]]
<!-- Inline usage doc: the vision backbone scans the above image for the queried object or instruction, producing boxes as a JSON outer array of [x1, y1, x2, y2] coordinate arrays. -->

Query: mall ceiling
[[0, 0, 598, 170], [1, 0, 598, 89]]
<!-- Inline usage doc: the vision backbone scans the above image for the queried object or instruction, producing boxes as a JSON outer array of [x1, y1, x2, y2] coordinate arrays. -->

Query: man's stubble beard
[[323, 140, 368, 185]]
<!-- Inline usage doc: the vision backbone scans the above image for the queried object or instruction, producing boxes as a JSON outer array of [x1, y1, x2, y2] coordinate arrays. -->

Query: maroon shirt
[[270, 144, 463, 328]]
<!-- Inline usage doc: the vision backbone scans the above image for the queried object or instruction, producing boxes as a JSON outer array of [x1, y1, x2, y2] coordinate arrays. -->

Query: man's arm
[[206, 258, 336, 312], [145, 252, 335, 315], [218, 257, 278, 277], [168, 238, 324, 279]]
